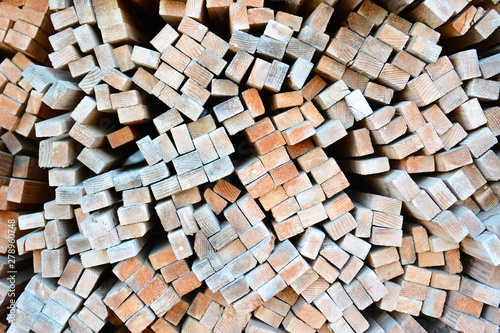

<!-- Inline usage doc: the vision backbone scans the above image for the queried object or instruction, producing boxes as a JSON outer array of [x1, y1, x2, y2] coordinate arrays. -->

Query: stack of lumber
[[0, 0, 499, 332], [0, 0, 53, 62], [0, 7, 67, 323], [0, 29, 55, 330]]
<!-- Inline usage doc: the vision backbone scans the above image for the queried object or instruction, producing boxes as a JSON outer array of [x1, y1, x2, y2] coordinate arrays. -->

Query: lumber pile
[[0, 0, 499, 332], [0, 5, 55, 324]]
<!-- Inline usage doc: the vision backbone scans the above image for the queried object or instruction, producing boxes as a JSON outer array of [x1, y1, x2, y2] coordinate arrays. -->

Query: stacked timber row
[[0, 0, 499, 332], [0, 54, 50, 332], [0, 0, 58, 326]]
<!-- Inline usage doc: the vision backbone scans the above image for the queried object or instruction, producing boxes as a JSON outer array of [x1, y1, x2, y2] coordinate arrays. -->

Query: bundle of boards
[[0, 0, 499, 332]]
